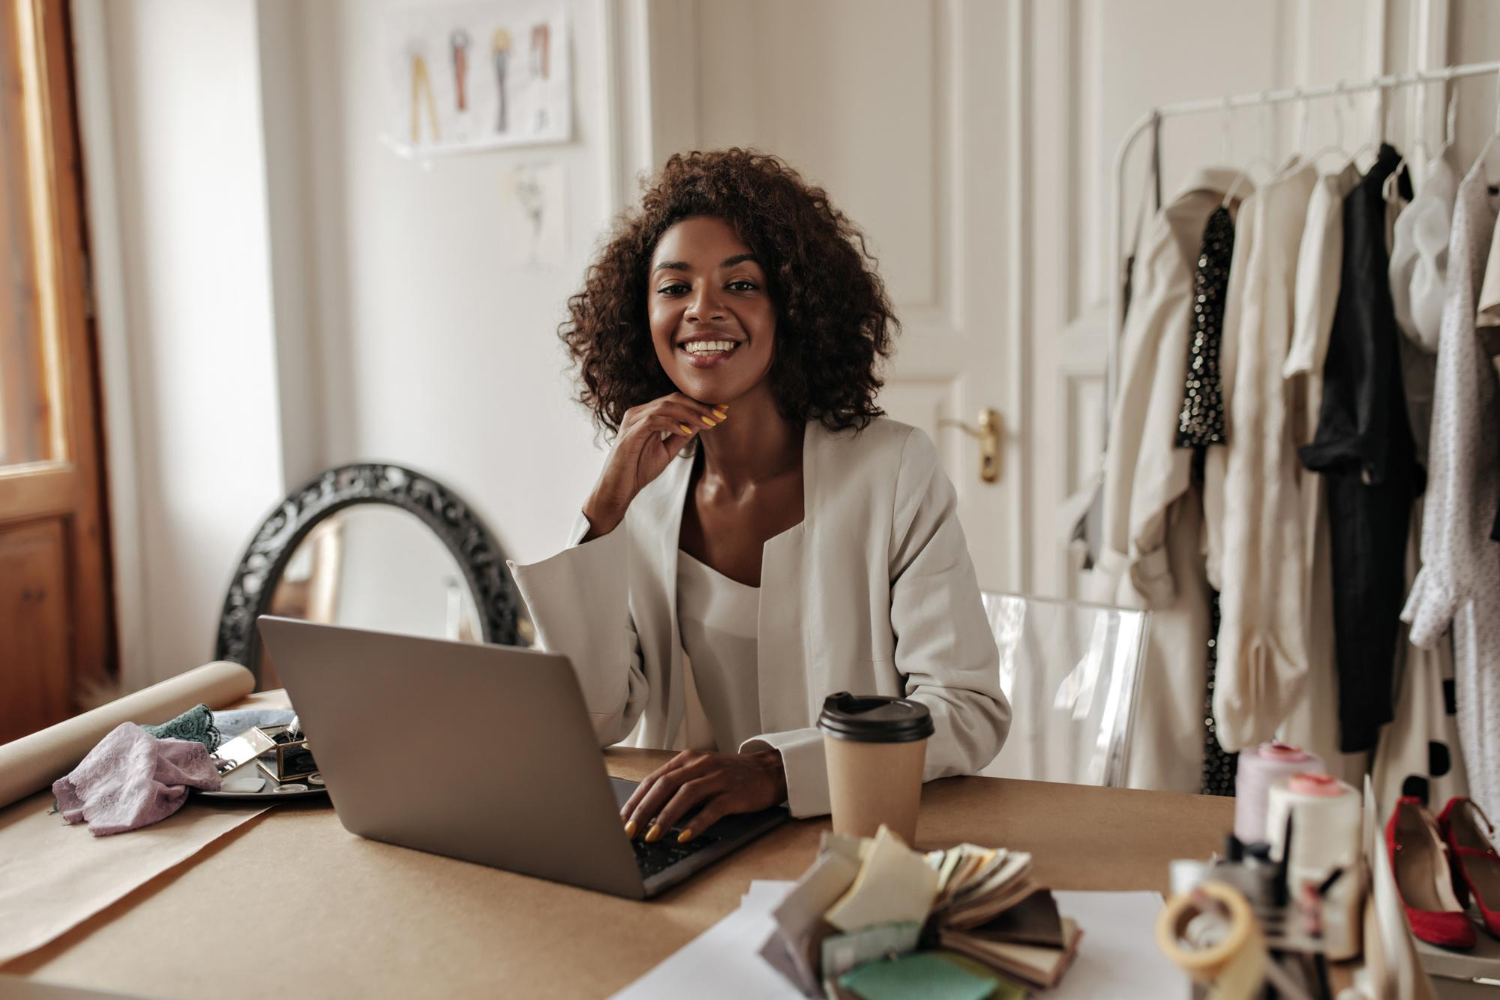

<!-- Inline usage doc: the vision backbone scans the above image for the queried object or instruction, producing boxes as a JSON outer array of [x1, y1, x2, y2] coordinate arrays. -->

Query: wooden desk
[[7, 750, 1232, 999]]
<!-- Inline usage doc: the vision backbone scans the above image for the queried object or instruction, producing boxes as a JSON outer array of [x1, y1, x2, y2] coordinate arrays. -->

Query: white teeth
[[684, 340, 737, 355]]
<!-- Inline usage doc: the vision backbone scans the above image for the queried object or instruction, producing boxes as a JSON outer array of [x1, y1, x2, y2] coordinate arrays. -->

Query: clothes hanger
[[1293, 86, 1312, 156], [1389, 84, 1427, 192], [1393, 88, 1458, 196], [1347, 84, 1385, 170], [1441, 87, 1460, 160], [1307, 81, 1355, 170], [1472, 70, 1500, 185], [1222, 97, 1281, 206], [1384, 85, 1427, 200]]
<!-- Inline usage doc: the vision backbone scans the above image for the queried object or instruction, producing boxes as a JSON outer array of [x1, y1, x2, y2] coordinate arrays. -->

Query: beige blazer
[[507, 417, 1009, 818]]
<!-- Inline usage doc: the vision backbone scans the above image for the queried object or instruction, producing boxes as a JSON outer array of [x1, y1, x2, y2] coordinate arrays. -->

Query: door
[[640, 0, 1024, 589], [0, 0, 114, 741], [635, 0, 1396, 595]]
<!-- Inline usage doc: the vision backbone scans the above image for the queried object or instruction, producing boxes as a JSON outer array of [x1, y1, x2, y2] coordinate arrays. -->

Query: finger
[[621, 751, 696, 822], [659, 429, 692, 462], [636, 413, 700, 441], [666, 392, 730, 418], [676, 794, 734, 843], [626, 396, 719, 431], [653, 776, 724, 839], [652, 396, 729, 429], [628, 758, 715, 839]]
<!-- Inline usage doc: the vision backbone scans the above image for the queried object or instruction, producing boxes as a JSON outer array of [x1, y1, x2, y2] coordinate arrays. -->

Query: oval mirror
[[216, 464, 531, 687]]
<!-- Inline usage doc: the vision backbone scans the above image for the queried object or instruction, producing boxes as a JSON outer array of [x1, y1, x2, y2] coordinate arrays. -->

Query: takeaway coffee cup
[[818, 692, 934, 844]]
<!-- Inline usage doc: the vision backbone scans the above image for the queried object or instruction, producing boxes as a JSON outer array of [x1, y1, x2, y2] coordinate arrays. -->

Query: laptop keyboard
[[631, 829, 722, 878]]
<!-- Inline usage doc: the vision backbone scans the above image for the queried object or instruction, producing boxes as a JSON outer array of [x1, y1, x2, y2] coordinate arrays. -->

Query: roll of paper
[[0, 661, 254, 808]]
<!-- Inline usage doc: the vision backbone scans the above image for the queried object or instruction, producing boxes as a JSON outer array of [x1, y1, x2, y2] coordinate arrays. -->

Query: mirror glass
[[258, 504, 485, 687]]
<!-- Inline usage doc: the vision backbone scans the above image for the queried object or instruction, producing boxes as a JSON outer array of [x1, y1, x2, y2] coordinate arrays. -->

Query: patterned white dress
[[1401, 159, 1500, 815]]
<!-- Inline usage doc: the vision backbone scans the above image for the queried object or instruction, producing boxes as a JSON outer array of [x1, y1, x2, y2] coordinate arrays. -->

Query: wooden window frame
[[1, 0, 116, 701]]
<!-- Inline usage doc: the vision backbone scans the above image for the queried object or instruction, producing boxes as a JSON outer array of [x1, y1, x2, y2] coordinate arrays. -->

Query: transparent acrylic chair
[[977, 592, 1149, 787]]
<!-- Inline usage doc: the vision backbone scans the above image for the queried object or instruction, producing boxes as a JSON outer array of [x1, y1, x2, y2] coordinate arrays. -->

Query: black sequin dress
[[1178, 204, 1238, 796]]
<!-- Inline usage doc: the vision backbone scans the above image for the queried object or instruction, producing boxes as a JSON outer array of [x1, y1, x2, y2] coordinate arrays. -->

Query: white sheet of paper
[[1049, 891, 1180, 999], [825, 826, 940, 932], [608, 881, 803, 1000]]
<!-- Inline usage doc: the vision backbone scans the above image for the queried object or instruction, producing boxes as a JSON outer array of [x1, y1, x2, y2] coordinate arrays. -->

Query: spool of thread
[[1266, 773, 1361, 889], [1233, 742, 1325, 844]]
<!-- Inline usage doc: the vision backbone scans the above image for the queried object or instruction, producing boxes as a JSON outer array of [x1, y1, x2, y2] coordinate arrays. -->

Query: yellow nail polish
[[714, 405, 728, 416], [678, 423, 694, 435], [624, 819, 637, 838], [677, 827, 694, 843], [700, 415, 717, 428], [644, 823, 662, 843], [717, 403, 729, 411]]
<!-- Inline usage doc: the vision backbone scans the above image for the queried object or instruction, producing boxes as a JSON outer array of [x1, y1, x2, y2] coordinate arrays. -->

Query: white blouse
[[676, 549, 764, 755]]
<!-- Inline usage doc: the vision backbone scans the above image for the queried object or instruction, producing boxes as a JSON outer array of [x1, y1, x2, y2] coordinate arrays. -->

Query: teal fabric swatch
[[839, 951, 1002, 1000], [142, 703, 220, 750]]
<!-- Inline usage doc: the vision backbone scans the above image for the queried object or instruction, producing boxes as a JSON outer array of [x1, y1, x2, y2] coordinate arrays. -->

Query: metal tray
[[198, 766, 328, 801]]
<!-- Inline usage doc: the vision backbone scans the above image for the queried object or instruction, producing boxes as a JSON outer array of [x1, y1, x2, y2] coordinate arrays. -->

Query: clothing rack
[[1107, 59, 1500, 403]]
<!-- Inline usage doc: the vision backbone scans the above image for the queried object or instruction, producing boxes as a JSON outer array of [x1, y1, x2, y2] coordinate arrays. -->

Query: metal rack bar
[[1105, 59, 1500, 413]]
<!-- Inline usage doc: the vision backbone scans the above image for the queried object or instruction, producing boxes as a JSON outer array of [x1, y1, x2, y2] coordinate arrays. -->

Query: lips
[[677, 337, 742, 369]]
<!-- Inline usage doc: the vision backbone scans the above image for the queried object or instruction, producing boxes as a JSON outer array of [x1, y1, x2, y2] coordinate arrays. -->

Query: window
[[0, 0, 114, 741]]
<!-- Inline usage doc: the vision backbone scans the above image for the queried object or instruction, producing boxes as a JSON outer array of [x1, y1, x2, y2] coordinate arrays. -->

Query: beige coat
[[507, 417, 1009, 818], [1214, 161, 1316, 751], [1087, 167, 1250, 792]]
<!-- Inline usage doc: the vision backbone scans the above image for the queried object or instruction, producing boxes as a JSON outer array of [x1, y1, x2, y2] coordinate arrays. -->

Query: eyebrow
[[652, 253, 760, 273]]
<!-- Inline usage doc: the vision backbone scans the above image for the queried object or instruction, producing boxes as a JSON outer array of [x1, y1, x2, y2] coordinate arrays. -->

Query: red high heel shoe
[[1438, 797, 1500, 939], [1387, 797, 1477, 949]]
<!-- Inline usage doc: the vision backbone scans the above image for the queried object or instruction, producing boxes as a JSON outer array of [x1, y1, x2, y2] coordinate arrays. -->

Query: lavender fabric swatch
[[52, 723, 222, 836]]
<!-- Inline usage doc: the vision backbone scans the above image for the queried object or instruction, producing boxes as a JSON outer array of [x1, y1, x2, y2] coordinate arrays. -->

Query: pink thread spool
[[1233, 742, 1325, 844]]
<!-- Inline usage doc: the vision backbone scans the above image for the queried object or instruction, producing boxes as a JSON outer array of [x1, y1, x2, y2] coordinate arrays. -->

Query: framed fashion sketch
[[381, 1, 571, 158]]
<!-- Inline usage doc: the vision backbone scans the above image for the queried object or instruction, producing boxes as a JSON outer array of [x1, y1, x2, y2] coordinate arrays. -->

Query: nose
[[685, 283, 726, 323]]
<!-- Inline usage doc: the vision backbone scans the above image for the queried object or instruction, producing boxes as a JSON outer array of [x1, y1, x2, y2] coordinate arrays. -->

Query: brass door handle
[[938, 408, 1001, 484]]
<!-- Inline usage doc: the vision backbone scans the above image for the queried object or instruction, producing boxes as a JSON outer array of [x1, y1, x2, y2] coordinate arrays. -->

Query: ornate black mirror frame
[[215, 463, 523, 686]]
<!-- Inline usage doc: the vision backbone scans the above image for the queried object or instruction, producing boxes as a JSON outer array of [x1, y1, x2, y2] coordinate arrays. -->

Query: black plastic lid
[[818, 692, 934, 743]]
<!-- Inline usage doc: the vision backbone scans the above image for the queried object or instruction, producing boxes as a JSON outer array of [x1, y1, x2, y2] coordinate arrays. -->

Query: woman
[[509, 149, 1008, 845]]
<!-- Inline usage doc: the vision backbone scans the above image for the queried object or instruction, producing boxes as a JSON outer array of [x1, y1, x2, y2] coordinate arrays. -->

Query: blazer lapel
[[634, 445, 694, 749], [756, 423, 816, 733]]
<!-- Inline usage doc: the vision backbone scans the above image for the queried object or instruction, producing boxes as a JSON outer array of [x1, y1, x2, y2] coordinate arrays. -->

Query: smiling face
[[647, 215, 777, 406]]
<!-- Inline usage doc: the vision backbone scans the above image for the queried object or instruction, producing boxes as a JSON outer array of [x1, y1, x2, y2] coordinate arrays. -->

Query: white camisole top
[[676, 550, 762, 752]]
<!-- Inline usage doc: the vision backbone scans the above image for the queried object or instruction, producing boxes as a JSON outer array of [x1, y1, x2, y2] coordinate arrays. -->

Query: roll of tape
[[1156, 881, 1256, 981]]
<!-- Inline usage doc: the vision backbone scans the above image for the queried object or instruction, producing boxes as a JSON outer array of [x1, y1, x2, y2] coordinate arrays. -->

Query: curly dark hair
[[559, 148, 899, 433]]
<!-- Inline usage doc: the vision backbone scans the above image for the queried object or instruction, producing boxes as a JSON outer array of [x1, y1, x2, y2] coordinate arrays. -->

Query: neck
[[697, 386, 802, 494]]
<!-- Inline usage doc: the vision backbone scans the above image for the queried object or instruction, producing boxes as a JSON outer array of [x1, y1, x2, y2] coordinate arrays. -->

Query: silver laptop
[[256, 616, 788, 899]]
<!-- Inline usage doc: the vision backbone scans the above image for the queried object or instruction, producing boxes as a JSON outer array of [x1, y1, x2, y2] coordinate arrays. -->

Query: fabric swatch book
[[760, 825, 1083, 998]]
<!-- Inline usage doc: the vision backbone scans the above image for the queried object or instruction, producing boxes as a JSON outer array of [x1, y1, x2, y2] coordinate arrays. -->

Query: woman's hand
[[581, 393, 728, 539], [620, 748, 787, 844]]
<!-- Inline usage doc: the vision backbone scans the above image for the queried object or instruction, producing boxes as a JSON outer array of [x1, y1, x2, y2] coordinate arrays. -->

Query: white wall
[[76, 0, 1500, 687], [85, 0, 288, 687], [78, 0, 644, 687], [292, 0, 614, 569]]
